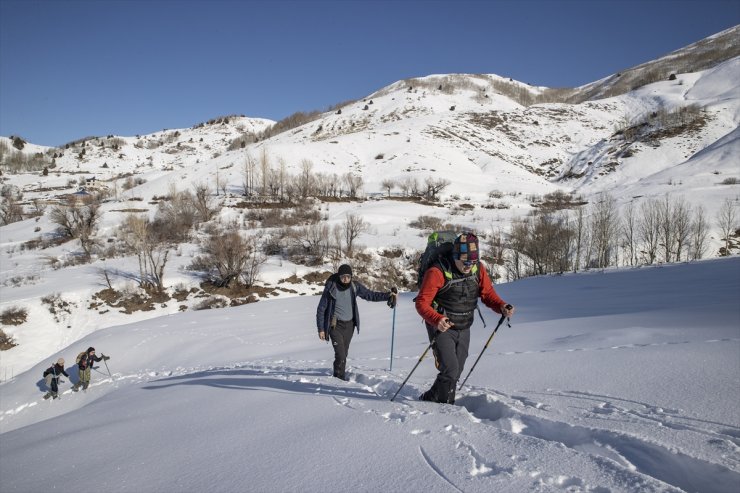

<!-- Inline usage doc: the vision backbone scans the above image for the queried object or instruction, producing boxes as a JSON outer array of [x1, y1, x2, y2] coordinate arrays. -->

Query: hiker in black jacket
[[43, 359, 70, 399], [316, 264, 397, 380], [72, 347, 110, 391]]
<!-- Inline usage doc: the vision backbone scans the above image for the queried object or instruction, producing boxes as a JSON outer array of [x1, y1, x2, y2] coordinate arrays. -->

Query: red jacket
[[415, 262, 507, 327]]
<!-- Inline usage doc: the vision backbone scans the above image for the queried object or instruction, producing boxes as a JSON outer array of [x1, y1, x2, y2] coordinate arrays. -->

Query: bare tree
[[277, 157, 288, 202], [657, 196, 678, 262], [344, 173, 364, 199], [119, 214, 171, 292], [689, 205, 709, 260], [297, 159, 315, 200], [0, 195, 23, 225], [242, 154, 257, 197], [638, 199, 660, 264], [621, 202, 638, 266], [716, 198, 738, 256], [673, 197, 691, 261], [572, 206, 587, 272], [193, 183, 216, 222], [330, 224, 344, 265], [49, 195, 102, 259], [200, 231, 251, 287], [590, 193, 619, 268], [343, 213, 369, 256], [259, 147, 271, 197], [424, 177, 451, 201], [381, 179, 395, 197], [298, 223, 331, 260], [215, 170, 223, 196], [156, 185, 198, 241], [241, 233, 266, 287]]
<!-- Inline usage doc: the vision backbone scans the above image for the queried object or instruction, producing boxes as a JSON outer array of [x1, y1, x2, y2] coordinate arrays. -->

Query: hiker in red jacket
[[415, 233, 514, 404]]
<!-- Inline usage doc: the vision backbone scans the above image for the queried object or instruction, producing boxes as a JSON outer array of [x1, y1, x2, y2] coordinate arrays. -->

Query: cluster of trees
[[240, 151, 364, 202], [0, 139, 49, 172], [189, 212, 371, 289], [381, 176, 451, 201], [500, 194, 737, 281]]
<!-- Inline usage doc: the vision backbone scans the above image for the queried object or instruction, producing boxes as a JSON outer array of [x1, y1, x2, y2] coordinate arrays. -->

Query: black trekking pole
[[103, 357, 113, 381], [390, 337, 436, 402], [458, 307, 512, 392]]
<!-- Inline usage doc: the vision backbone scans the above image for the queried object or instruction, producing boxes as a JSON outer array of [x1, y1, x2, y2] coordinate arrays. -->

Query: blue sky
[[1, 0, 738, 147]]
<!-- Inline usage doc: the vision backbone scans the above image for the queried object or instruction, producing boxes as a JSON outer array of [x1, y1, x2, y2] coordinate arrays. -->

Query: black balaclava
[[337, 264, 353, 290]]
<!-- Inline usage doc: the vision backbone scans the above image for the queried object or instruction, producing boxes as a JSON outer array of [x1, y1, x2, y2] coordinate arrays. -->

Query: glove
[[102, 355, 110, 361], [387, 287, 398, 309]]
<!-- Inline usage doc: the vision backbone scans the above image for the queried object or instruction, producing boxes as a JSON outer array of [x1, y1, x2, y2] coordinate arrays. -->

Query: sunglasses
[[462, 260, 478, 267]]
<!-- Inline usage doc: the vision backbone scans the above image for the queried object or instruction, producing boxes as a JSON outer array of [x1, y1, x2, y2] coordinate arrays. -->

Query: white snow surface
[[1, 258, 739, 493]]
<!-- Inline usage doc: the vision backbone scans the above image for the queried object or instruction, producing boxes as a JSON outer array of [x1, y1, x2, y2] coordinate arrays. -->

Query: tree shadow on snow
[[140, 367, 382, 401]]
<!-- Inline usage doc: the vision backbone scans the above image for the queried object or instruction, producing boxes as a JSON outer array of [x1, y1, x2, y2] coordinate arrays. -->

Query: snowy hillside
[[0, 28, 739, 398], [1, 258, 739, 492]]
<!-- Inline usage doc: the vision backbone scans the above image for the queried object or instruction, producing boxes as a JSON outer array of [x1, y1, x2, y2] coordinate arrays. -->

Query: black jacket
[[316, 274, 390, 335], [78, 352, 103, 370], [43, 363, 70, 379]]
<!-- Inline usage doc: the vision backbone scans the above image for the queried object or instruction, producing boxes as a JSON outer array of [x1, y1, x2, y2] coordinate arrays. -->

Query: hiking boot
[[419, 390, 436, 402]]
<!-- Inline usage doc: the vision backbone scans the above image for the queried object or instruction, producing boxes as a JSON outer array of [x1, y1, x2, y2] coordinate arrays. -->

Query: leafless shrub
[[117, 214, 172, 292], [48, 195, 103, 259], [0, 328, 17, 350], [122, 176, 147, 190], [194, 296, 230, 311], [1, 306, 27, 325], [191, 230, 266, 288], [0, 195, 24, 225]]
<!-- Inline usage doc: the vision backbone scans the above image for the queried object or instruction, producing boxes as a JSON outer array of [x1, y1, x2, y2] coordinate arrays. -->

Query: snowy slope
[[1, 258, 739, 493], [0, 28, 739, 425]]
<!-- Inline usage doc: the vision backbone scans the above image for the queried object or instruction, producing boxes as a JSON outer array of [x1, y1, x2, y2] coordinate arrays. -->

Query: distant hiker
[[415, 233, 514, 404], [316, 264, 397, 380], [43, 358, 70, 400], [72, 347, 110, 391]]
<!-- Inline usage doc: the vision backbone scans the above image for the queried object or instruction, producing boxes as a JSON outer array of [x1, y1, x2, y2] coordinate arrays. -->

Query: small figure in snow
[[71, 347, 110, 391], [43, 358, 70, 399], [415, 233, 514, 404], [316, 264, 397, 381]]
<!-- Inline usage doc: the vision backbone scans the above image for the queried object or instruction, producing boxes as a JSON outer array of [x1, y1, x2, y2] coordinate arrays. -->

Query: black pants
[[330, 319, 355, 380], [421, 324, 470, 403]]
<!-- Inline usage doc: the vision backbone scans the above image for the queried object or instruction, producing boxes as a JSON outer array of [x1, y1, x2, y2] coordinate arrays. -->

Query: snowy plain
[[1, 258, 739, 493]]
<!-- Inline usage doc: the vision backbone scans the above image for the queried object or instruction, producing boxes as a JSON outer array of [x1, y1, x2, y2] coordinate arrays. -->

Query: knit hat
[[338, 264, 353, 277], [57, 358, 65, 366], [453, 233, 479, 264], [87, 347, 95, 353]]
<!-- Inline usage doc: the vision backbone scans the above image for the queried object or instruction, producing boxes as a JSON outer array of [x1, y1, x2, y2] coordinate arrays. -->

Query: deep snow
[[1, 258, 738, 493]]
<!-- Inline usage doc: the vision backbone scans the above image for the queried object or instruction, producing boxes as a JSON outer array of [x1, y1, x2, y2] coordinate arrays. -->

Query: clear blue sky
[[1, 0, 738, 147]]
